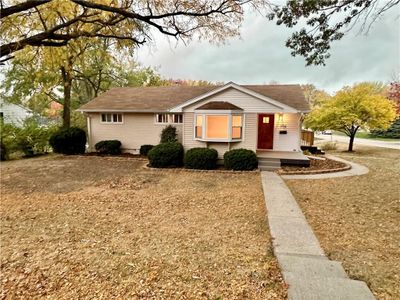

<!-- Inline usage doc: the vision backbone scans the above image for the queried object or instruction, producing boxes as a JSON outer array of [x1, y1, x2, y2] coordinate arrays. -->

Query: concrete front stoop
[[258, 157, 281, 171], [261, 172, 375, 300]]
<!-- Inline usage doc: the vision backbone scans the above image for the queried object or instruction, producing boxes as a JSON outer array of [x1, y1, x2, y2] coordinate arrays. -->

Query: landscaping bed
[[0, 155, 286, 299], [278, 156, 349, 175], [285, 145, 400, 299]]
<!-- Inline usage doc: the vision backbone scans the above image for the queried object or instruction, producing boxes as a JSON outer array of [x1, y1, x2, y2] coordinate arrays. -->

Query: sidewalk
[[261, 172, 375, 300]]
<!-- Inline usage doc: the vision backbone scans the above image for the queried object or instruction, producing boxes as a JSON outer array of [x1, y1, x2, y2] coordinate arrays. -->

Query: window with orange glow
[[232, 115, 242, 139], [195, 115, 203, 138], [206, 115, 229, 139]]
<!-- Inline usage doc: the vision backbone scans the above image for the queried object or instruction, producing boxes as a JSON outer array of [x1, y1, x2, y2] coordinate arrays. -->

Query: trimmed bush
[[223, 148, 258, 171], [160, 125, 178, 143], [49, 127, 86, 155], [95, 140, 122, 155], [148, 142, 184, 168], [140, 144, 154, 156], [184, 147, 218, 170]]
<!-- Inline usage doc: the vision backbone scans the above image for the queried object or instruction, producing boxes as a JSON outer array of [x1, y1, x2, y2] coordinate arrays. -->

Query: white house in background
[[0, 99, 33, 127], [78, 82, 311, 166]]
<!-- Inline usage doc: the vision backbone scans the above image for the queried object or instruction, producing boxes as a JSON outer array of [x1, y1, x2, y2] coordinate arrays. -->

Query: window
[[101, 113, 122, 123], [206, 115, 229, 139], [171, 114, 183, 124], [195, 113, 244, 141], [232, 115, 242, 139], [156, 114, 169, 123], [155, 114, 183, 124], [195, 115, 203, 138]]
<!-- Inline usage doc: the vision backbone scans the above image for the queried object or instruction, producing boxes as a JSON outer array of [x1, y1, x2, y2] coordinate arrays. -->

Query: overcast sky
[[137, 6, 400, 93]]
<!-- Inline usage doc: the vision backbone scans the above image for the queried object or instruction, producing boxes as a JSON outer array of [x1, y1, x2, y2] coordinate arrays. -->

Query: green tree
[[305, 83, 397, 151]]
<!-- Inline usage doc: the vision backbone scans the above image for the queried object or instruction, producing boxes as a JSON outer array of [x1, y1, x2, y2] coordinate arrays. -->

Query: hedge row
[[147, 143, 258, 171]]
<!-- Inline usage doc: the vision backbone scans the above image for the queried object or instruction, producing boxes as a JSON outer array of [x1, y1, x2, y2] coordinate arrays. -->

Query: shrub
[[223, 148, 258, 171], [95, 140, 122, 155], [49, 127, 86, 155], [160, 125, 178, 143], [140, 144, 154, 156], [184, 147, 218, 170], [148, 142, 184, 168], [0, 117, 57, 158], [370, 117, 400, 139], [320, 141, 337, 151]]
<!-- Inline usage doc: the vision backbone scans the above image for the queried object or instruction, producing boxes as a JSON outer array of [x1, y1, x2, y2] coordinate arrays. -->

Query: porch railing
[[301, 130, 314, 146]]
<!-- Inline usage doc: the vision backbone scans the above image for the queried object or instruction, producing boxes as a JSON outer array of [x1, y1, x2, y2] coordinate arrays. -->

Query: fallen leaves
[[0, 155, 287, 299]]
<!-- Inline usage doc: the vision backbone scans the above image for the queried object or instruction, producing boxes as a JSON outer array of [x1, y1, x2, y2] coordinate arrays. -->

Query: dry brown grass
[[285, 145, 400, 300], [0, 155, 286, 299]]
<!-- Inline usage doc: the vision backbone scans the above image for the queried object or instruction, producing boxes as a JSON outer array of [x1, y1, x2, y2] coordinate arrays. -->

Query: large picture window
[[195, 113, 243, 141], [206, 115, 229, 139]]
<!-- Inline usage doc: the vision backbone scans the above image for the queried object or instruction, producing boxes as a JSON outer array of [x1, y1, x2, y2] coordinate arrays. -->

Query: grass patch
[[0, 156, 286, 299], [333, 131, 399, 141], [285, 145, 400, 299]]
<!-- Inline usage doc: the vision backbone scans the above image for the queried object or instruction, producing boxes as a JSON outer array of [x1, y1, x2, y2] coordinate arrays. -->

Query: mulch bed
[[84, 152, 146, 159], [278, 156, 350, 175]]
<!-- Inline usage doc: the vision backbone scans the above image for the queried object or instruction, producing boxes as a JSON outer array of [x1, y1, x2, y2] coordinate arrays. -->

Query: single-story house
[[78, 82, 310, 168]]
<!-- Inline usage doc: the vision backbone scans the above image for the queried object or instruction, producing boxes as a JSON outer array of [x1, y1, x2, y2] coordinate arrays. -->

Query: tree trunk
[[61, 65, 72, 128], [348, 133, 355, 152]]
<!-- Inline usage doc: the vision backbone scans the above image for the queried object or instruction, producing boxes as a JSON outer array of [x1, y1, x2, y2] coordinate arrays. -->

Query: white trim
[[100, 112, 124, 124], [154, 113, 183, 125], [170, 82, 300, 113]]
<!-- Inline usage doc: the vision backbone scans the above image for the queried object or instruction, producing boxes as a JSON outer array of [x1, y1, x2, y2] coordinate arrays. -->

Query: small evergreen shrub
[[223, 148, 258, 171], [49, 127, 86, 155], [95, 140, 122, 155], [140, 144, 154, 156], [148, 142, 184, 168], [184, 148, 218, 170], [160, 125, 178, 143]]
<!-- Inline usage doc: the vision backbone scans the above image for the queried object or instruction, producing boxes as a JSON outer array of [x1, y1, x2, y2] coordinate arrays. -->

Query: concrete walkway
[[261, 172, 375, 300], [281, 155, 369, 180]]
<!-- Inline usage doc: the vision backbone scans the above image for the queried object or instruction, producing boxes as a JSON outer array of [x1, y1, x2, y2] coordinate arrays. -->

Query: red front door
[[258, 114, 274, 149]]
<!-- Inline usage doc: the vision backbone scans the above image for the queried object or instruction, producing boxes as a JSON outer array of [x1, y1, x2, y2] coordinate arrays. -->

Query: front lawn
[[285, 145, 400, 299], [0, 155, 286, 299]]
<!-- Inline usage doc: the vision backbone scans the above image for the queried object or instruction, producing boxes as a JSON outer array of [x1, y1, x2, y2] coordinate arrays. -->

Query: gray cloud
[[137, 8, 400, 93]]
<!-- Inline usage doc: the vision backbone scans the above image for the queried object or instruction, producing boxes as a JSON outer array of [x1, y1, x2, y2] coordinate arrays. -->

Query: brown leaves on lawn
[[0, 155, 287, 299]]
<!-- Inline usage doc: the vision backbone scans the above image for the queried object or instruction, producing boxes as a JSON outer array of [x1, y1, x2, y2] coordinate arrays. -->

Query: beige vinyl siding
[[184, 88, 284, 112], [182, 112, 204, 150], [272, 113, 301, 151], [88, 113, 182, 153]]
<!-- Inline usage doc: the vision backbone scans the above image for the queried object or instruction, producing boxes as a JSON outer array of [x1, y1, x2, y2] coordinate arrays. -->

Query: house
[[0, 99, 33, 127], [78, 82, 310, 167]]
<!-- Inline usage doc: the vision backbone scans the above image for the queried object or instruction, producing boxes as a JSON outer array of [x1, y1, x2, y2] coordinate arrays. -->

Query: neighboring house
[[78, 82, 310, 165], [0, 99, 33, 127]]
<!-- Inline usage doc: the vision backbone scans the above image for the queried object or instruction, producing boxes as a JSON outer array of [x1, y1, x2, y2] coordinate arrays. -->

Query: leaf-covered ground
[[0, 155, 287, 299], [285, 145, 400, 299]]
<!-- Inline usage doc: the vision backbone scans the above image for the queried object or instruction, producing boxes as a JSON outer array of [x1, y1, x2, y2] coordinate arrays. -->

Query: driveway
[[315, 133, 400, 150]]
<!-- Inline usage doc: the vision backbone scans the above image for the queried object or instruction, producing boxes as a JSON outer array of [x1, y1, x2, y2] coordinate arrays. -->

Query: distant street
[[315, 134, 400, 150]]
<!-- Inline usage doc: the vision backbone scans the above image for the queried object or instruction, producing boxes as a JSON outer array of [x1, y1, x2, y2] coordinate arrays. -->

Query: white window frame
[[194, 111, 244, 142], [100, 113, 123, 124], [155, 113, 183, 124]]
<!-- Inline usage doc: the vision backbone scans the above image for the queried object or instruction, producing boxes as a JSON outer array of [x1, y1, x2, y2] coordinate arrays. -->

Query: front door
[[257, 114, 274, 149]]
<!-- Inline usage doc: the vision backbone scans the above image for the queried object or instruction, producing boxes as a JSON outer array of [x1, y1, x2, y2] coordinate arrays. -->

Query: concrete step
[[287, 277, 375, 300], [258, 160, 281, 167], [258, 157, 281, 162], [278, 254, 348, 279]]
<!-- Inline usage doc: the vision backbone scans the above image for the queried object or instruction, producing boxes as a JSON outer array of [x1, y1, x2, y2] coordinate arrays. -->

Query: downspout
[[86, 114, 92, 152]]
